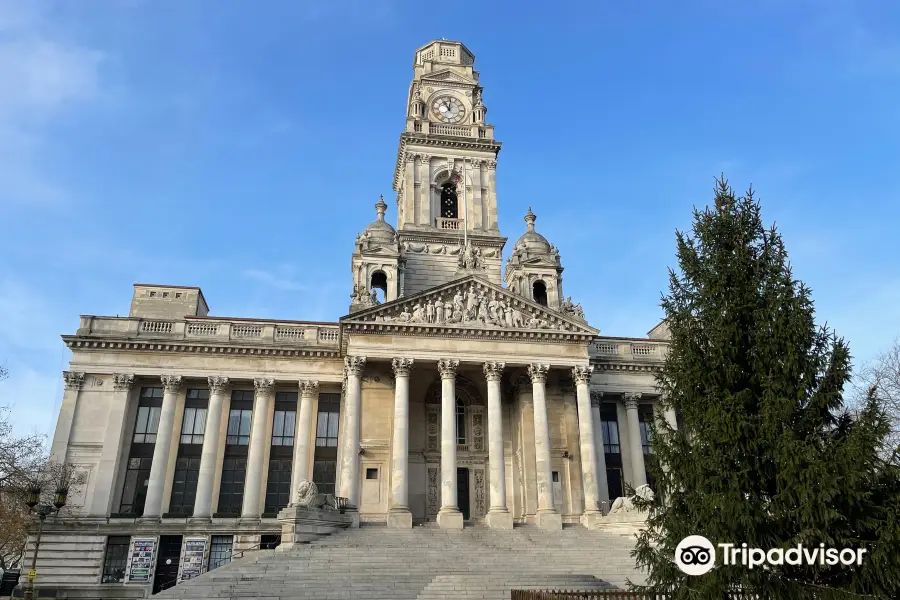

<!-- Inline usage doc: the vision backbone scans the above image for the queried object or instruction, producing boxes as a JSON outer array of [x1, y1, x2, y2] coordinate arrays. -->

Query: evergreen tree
[[631, 178, 900, 599]]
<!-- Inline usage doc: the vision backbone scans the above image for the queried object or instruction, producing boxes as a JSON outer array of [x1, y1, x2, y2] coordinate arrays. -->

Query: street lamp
[[22, 485, 68, 600]]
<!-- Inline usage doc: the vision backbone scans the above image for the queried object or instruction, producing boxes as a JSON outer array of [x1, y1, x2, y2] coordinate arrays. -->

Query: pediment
[[421, 69, 477, 86], [341, 274, 598, 343]]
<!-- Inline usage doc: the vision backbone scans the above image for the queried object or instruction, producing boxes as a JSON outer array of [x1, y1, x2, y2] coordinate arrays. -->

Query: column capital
[[63, 371, 84, 391], [571, 365, 593, 385], [113, 373, 135, 391], [344, 355, 367, 377], [254, 377, 276, 395], [526, 364, 549, 384], [482, 361, 505, 382], [392, 358, 415, 378], [590, 390, 604, 407], [208, 376, 230, 394], [623, 392, 642, 410], [298, 379, 320, 397], [161, 375, 183, 393], [437, 358, 459, 380]]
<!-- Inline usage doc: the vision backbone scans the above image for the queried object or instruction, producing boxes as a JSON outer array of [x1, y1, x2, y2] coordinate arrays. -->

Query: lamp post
[[22, 485, 68, 600]]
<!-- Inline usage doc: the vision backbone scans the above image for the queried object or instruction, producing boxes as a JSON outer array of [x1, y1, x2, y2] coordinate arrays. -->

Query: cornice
[[63, 337, 342, 359], [342, 321, 594, 345], [397, 231, 506, 249], [394, 134, 501, 192], [590, 362, 663, 373]]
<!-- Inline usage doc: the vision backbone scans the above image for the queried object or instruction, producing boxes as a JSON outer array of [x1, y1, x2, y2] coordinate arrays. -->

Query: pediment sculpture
[[350, 284, 379, 307]]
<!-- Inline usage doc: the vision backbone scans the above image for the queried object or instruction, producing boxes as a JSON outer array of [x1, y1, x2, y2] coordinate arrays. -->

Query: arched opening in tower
[[441, 182, 459, 219], [532, 280, 548, 306], [370, 270, 388, 303]]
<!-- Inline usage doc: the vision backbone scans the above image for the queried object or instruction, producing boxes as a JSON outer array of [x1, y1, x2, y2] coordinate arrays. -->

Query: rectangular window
[[180, 407, 207, 445], [226, 409, 252, 445], [133, 405, 162, 444], [217, 457, 247, 516], [600, 403, 620, 454], [118, 456, 153, 515], [208, 535, 233, 571], [168, 455, 201, 516], [313, 459, 336, 496], [314, 410, 339, 447], [272, 410, 296, 446], [366, 468, 378, 480], [101, 536, 130, 583], [264, 458, 293, 515]]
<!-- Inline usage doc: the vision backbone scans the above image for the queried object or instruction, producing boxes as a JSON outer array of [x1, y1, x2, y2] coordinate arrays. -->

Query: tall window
[[168, 389, 208, 516], [532, 281, 548, 306], [312, 393, 340, 496], [265, 392, 296, 515], [456, 398, 466, 445], [101, 536, 131, 583], [208, 535, 233, 571], [600, 405, 621, 454], [217, 391, 252, 516], [118, 386, 162, 516], [440, 181, 458, 218], [638, 405, 654, 455]]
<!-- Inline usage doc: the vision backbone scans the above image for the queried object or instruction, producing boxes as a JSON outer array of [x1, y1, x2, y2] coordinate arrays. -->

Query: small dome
[[513, 207, 552, 255], [361, 195, 396, 244]]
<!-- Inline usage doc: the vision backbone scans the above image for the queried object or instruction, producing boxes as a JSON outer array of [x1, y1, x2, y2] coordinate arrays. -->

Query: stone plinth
[[276, 506, 354, 551], [536, 509, 562, 531]]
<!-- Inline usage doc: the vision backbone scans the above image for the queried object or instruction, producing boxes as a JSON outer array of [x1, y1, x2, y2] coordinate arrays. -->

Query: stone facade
[[29, 39, 673, 598]]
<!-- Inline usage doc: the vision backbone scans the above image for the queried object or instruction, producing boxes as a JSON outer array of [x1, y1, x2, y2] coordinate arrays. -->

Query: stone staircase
[[155, 523, 645, 600]]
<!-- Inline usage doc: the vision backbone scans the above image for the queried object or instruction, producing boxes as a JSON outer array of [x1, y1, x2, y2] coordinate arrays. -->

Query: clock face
[[431, 95, 466, 124]]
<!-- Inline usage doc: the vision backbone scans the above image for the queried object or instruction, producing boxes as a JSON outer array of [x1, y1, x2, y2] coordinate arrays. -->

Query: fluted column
[[528, 364, 561, 530], [624, 393, 647, 488], [590, 391, 610, 510], [436, 358, 463, 529], [290, 380, 319, 503], [572, 366, 603, 527], [143, 375, 183, 519], [193, 376, 229, 519], [338, 356, 366, 524], [483, 362, 512, 529], [388, 358, 414, 528], [241, 378, 274, 519]]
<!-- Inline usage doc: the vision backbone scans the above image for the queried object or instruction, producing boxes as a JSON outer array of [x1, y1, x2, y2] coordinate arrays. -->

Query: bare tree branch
[[854, 336, 900, 457]]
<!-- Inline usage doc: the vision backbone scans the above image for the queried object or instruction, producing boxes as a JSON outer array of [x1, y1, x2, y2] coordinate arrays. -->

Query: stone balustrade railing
[[75, 315, 341, 348], [589, 338, 668, 362]]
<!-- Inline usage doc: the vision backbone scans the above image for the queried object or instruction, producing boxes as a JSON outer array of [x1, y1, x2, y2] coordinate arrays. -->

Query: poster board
[[125, 537, 158, 584], [177, 537, 209, 582]]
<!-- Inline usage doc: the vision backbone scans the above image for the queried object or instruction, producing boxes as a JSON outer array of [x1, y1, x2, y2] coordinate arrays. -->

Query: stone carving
[[590, 390, 604, 408], [483, 361, 505, 382], [63, 371, 85, 391], [560, 296, 586, 321], [208, 376, 230, 394], [437, 358, 460, 379], [427, 467, 439, 516], [427, 409, 439, 451], [254, 377, 275, 394], [623, 392, 642, 411], [161, 375, 183, 393], [527, 364, 549, 384], [292, 479, 343, 511], [113, 373, 135, 391], [298, 380, 320, 396], [391, 357, 414, 377], [571, 366, 593, 385], [350, 284, 379, 307], [474, 468, 485, 516], [458, 242, 484, 270], [344, 356, 367, 377], [472, 411, 484, 452], [608, 484, 655, 515]]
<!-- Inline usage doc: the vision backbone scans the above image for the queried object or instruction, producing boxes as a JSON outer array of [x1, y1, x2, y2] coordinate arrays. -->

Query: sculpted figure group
[[386, 284, 556, 330], [350, 284, 379, 307]]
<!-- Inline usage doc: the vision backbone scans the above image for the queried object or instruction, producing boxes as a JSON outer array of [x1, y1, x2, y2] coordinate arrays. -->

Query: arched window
[[533, 280, 548, 306], [456, 397, 466, 445], [441, 182, 459, 219], [370, 271, 387, 303]]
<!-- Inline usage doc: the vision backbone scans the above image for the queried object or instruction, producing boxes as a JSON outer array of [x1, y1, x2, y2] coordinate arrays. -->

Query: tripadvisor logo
[[675, 536, 868, 576]]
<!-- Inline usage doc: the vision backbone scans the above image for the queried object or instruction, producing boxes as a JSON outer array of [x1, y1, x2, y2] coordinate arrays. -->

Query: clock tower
[[392, 39, 506, 296]]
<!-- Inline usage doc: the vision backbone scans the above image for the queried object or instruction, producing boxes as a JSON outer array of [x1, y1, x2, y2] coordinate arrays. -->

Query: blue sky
[[1, 0, 899, 437]]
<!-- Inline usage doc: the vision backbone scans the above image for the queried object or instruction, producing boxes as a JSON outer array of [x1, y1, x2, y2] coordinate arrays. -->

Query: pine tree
[[631, 178, 900, 599]]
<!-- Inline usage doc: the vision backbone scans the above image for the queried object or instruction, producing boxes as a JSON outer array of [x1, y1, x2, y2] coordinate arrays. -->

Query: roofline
[[188, 315, 338, 327]]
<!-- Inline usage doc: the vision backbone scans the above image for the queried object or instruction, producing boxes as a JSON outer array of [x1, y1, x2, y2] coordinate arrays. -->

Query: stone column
[[338, 356, 366, 524], [193, 376, 229, 520], [483, 362, 512, 529], [436, 358, 463, 529], [528, 364, 561, 530], [50, 372, 84, 463], [572, 366, 603, 527], [142, 375, 183, 519], [290, 380, 319, 503], [418, 155, 431, 225], [590, 391, 610, 511], [624, 393, 647, 488], [89, 373, 134, 516], [241, 378, 275, 519], [388, 358, 414, 528], [516, 376, 538, 519]]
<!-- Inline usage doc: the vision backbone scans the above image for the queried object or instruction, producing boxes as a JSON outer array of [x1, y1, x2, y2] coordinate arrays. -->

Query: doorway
[[152, 535, 182, 594], [457, 467, 470, 520]]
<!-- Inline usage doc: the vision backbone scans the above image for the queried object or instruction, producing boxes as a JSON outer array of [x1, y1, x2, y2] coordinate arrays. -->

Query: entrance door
[[152, 535, 183, 594], [457, 467, 470, 520]]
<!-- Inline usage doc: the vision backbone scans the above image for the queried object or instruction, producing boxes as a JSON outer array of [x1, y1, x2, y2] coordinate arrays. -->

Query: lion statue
[[608, 484, 655, 515], [292, 479, 343, 511]]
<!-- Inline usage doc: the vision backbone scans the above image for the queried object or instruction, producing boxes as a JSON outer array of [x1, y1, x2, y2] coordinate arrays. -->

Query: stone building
[[31, 39, 672, 597]]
